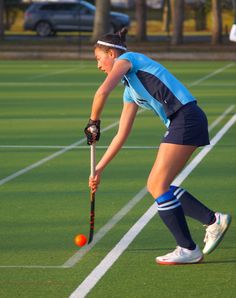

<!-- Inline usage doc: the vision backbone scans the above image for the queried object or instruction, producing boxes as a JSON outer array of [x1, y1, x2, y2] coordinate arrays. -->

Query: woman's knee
[[146, 175, 169, 198]]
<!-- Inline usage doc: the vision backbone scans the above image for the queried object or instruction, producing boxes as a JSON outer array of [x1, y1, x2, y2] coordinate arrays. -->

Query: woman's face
[[94, 47, 117, 75]]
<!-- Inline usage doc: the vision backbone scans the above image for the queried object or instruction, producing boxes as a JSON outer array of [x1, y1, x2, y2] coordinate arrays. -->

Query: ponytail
[[95, 27, 128, 53], [117, 27, 128, 43]]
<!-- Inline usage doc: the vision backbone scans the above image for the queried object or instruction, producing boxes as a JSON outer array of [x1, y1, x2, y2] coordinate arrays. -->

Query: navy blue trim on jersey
[[117, 52, 196, 127], [136, 70, 183, 117]]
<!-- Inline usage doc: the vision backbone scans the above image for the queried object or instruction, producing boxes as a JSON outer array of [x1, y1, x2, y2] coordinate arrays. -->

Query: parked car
[[24, 0, 130, 37]]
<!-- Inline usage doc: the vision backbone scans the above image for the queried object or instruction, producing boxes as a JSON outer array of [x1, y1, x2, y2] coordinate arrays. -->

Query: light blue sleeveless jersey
[[117, 52, 196, 127]]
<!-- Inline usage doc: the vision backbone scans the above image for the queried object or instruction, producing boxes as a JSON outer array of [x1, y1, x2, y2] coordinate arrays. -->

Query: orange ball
[[74, 234, 87, 247]]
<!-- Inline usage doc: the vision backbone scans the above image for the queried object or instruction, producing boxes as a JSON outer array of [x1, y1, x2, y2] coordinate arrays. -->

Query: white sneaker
[[156, 245, 203, 265], [203, 212, 231, 255]]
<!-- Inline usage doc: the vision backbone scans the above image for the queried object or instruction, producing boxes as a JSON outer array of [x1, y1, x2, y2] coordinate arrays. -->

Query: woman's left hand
[[89, 170, 101, 193]]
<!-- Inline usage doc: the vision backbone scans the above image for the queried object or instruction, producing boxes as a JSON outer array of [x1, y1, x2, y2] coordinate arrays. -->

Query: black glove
[[84, 119, 101, 145]]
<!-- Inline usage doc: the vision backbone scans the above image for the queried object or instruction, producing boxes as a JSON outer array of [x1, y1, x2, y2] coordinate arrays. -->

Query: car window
[[39, 4, 55, 11], [58, 4, 78, 11], [39, 3, 78, 11], [76, 4, 93, 14]]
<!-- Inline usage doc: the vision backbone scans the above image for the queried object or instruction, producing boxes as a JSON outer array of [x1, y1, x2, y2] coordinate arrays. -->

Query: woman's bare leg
[[147, 143, 196, 198], [146, 143, 204, 264]]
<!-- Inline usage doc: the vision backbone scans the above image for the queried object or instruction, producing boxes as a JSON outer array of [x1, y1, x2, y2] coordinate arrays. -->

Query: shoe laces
[[204, 224, 220, 243], [170, 246, 184, 257]]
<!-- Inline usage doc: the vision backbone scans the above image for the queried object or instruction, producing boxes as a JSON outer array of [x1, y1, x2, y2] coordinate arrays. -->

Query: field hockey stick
[[88, 142, 96, 244]]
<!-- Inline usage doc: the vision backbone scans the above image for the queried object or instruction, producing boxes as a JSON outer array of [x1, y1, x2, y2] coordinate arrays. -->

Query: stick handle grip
[[90, 143, 96, 178]]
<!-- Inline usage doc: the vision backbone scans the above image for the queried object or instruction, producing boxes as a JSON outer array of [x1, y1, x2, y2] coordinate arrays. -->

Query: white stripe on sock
[[157, 202, 181, 211], [176, 189, 186, 200], [173, 187, 183, 196], [157, 198, 179, 208]]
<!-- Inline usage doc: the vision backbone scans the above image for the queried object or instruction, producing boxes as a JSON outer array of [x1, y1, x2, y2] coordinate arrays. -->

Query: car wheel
[[50, 30, 57, 37], [36, 21, 53, 37]]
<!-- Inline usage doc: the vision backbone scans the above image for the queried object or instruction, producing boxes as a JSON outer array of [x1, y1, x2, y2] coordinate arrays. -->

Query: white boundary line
[[0, 138, 86, 186], [0, 188, 148, 269], [196, 83, 236, 87], [0, 119, 121, 186], [0, 145, 234, 150], [62, 187, 148, 268], [0, 265, 68, 269], [0, 105, 233, 269], [1, 82, 236, 87], [28, 68, 79, 80], [0, 82, 101, 87], [187, 63, 235, 87], [0, 104, 234, 151], [0, 81, 235, 87], [0, 145, 157, 150], [69, 113, 236, 298], [208, 105, 235, 131], [61, 104, 234, 268], [0, 64, 234, 269], [0, 64, 234, 187], [0, 110, 144, 187]]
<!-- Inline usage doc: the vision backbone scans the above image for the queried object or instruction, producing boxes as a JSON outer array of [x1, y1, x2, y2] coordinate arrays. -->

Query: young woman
[[84, 28, 231, 265]]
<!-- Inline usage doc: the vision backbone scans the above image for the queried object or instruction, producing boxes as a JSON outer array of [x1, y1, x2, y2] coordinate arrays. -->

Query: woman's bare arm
[[90, 59, 131, 121], [89, 102, 138, 192]]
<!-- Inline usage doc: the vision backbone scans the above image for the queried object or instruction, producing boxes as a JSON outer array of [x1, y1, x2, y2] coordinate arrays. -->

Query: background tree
[[194, 1, 207, 31], [170, 0, 185, 44], [135, 0, 147, 41], [0, 0, 4, 39], [91, 0, 111, 42], [211, 0, 222, 44], [162, 0, 171, 34], [4, 0, 21, 30]]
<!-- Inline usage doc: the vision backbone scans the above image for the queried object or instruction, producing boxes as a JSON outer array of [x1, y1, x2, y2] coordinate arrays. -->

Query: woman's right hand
[[89, 170, 101, 193], [84, 119, 101, 145]]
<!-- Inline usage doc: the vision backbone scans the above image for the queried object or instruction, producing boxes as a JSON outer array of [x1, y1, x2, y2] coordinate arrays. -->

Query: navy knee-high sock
[[156, 190, 196, 250], [169, 186, 216, 225]]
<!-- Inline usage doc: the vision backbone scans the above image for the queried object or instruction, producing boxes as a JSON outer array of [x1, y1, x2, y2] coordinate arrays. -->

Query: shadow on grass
[[126, 247, 236, 264], [202, 259, 236, 264]]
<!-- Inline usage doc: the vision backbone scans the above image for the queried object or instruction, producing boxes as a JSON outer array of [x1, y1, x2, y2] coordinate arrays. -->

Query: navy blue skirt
[[162, 102, 210, 147]]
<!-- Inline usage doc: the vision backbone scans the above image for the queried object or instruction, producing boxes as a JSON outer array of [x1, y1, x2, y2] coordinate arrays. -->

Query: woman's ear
[[108, 49, 118, 59]]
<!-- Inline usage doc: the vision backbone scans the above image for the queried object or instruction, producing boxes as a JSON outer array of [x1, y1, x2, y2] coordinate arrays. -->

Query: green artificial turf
[[0, 60, 235, 298]]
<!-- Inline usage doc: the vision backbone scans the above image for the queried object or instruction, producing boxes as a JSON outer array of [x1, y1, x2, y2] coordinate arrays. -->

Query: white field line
[[0, 120, 117, 186], [28, 68, 78, 80], [0, 62, 234, 87], [0, 138, 86, 186], [0, 81, 236, 88], [60, 104, 235, 269], [0, 101, 234, 187], [0, 68, 234, 268], [198, 83, 236, 87], [70, 206, 157, 298], [62, 187, 148, 268], [187, 63, 235, 87], [0, 145, 159, 150], [0, 82, 101, 87], [0, 110, 234, 269], [208, 105, 235, 131], [0, 63, 234, 187], [1, 102, 235, 151], [0, 109, 143, 187], [0, 188, 148, 270], [0, 105, 234, 151], [0, 265, 68, 269], [69, 113, 236, 298]]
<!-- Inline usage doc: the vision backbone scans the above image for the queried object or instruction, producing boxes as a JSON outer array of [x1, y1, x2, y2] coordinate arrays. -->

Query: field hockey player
[[84, 28, 231, 265]]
